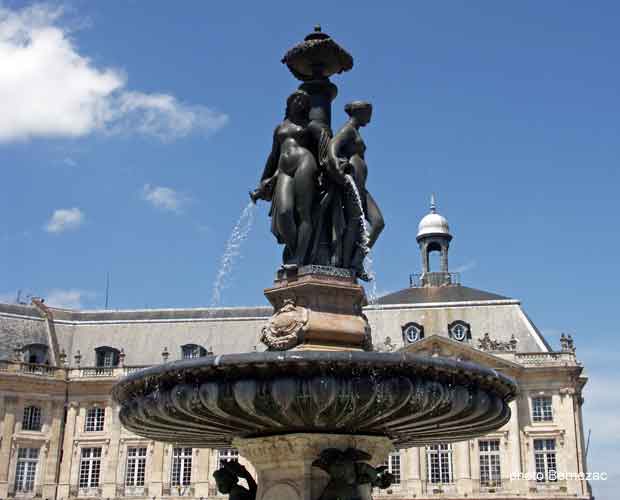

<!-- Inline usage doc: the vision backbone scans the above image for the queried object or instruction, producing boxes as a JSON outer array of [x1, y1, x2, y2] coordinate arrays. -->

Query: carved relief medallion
[[261, 298, 308, 350]]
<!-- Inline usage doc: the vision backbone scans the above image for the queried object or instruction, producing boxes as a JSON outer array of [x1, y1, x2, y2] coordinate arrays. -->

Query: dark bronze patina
[[312, 448, 394, 500], [252, 27, 382, 279], [213, 461, 257, 500], [112, 351, 515, 448]]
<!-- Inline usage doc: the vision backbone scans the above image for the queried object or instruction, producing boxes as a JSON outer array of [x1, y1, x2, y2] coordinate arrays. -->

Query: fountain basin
[[112, 350, 516, 448]]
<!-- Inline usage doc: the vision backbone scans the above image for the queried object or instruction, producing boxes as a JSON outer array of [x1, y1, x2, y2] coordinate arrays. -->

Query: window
[[386, 451, 401, 485], [217, 448, 239, 469], [15, 448, 39, 493], [534, 439, 557, 483], [448, 321, 471, 342], [532, 396, 553, 422], [426, 444, 453, 484], [125, 447, 147, 488], [84, 407, 105, 432], [22, 406, 42, 431], [181, 344, 206, 360], [171, 448, 192, 486], [22, 344, 49, 365], [402, 322, 424, 344], [95, 347, 119, 368], [79, 448, 102, 489], [479, 439, 501, 487]]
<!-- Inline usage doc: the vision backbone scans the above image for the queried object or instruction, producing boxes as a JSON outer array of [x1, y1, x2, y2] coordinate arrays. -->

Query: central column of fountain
[[240, 29, 388, 499]]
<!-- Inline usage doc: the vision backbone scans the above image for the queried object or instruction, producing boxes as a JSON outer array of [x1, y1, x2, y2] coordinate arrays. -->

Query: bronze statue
[[328, 101, 384, 279], [251, 90, 320, 269], [312, 448, 394, 500], [251, 28, 384, 276], [212, 461, 257, 500]]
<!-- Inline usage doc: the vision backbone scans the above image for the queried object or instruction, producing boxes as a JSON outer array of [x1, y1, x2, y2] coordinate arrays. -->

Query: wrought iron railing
[[409, 272, 461, 288]]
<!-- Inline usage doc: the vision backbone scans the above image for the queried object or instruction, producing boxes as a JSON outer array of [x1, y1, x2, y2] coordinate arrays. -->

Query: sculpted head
[[285, 90, 311, 120], [344, 100, 372, 126]]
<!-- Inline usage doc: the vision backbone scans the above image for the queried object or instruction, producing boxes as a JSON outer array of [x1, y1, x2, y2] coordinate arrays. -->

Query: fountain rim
[[112, 350, 517, 404]]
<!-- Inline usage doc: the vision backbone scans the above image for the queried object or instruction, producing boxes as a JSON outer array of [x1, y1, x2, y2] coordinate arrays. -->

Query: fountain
[[113, 27, 516, 500]]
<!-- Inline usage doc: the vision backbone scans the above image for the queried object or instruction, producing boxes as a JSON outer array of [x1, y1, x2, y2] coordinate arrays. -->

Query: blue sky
[[0, 1, 618, 496]]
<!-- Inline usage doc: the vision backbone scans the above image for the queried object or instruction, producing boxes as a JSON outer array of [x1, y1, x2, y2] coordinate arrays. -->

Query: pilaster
[[454, 440, 472, 494], [0, 395, 17, 498], [192, 448, 211, 498], [56, 401, 78, 499], [148, 441, 165, 497], [403, 446, 422, 496], [42, 402, 65, 499], [102, 405, 121, 498]]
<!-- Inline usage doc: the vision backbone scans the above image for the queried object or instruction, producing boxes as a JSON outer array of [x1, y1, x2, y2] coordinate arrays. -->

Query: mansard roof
[[48, 306, 272, 323], [376, 284, 512, 306]]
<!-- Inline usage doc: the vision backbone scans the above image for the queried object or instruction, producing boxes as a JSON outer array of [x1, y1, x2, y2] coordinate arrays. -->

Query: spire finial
[[430, 193, 437, 214]]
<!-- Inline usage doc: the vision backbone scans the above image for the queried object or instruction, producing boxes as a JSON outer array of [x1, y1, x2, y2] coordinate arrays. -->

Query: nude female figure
[[327, 101, 385, 277], [250, 90, 319, 268]]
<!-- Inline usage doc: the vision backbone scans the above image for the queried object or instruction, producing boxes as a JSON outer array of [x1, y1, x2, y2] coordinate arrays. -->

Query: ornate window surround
[[181, 344, 207, 360], [447, 320, 472, 342], [401, 322, 425, 344], [94, 346, 120, 368]]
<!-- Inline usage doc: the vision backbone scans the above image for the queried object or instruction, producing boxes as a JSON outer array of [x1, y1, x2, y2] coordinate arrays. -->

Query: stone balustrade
[[0, 361, 149, 380], [514, 351, 578, 366]]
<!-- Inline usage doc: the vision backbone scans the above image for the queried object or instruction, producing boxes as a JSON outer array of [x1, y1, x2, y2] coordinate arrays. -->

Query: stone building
[[0, 202, 591, 500]]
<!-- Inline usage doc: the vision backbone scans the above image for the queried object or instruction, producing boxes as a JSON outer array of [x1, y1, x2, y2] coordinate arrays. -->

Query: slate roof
[[375, 285, 512, 305], [48, 306, 273, 322]]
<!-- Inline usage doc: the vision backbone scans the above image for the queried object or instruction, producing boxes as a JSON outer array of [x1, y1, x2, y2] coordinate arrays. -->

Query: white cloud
[[453, 260, 477, 273], [0, 5, 228, 143], [45, 207, 84, 233], [109, 91, 229, 141], [44, 289, 90, 309], [61, 157, 77, 167], [142, 184, 187, 213]]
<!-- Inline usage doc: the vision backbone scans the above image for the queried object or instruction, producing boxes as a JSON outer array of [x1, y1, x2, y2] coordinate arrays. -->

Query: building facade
[[0, 203, 592, 500]]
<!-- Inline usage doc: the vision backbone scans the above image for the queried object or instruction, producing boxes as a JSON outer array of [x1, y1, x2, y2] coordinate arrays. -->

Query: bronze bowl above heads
[[282, 26, 354, 81]]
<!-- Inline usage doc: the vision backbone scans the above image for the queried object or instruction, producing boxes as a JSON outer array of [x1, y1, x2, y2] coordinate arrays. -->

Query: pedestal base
[[261, 266, 371, 351], [233, 433, 393, 500]]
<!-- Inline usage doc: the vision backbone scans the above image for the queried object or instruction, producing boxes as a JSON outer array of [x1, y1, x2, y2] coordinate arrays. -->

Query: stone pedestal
[[233, 434, 392, 500], [261, 266, 371, 351]]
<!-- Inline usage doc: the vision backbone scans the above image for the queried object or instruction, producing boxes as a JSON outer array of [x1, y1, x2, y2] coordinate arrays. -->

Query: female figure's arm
[[251, 127, 280, 202], [326, 124, 355, 186]]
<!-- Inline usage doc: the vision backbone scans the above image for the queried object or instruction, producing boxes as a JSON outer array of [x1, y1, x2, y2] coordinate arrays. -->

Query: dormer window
[[402, 322, 424, 344], [448, 321, 471, 342], [95, 347, 120, 368], [181, 344, 207, 360], [22, 343, 49, 365]]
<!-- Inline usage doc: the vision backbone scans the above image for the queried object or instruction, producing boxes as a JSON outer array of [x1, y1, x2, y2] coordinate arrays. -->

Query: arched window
[[181, 344, 206, 360], [22, 343, 49, 365], [402, 322, 425, 344], [95, 347, 120, 368], [22, 406, 42, 431], [426, 241, 443, 272]]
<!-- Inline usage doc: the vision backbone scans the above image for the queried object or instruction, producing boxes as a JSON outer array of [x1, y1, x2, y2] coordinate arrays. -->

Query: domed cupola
[[416, 195, 454, 287], [417, 197, 451, 239]]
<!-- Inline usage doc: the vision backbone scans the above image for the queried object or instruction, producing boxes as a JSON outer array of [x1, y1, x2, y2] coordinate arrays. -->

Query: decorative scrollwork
[[260, 298, 309, 350]]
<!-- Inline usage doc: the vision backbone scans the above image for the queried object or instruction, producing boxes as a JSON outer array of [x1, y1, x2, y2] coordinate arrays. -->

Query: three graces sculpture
[[251, 26, 383, 280]]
